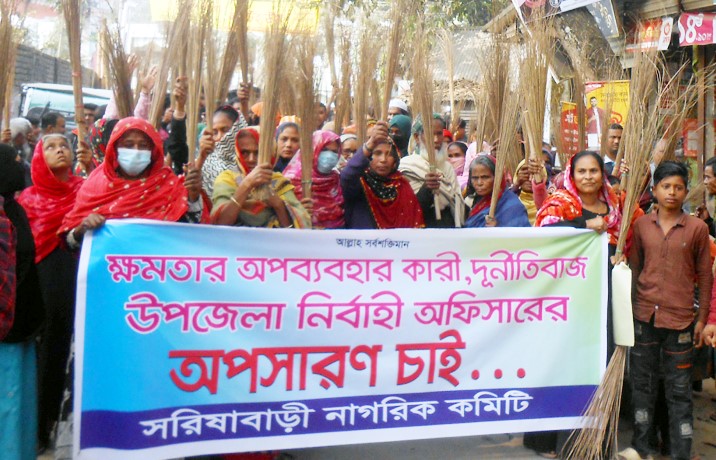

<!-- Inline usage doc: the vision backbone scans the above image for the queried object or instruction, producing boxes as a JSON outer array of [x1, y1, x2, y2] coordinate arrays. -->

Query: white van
[[19, 83, 112, 129]]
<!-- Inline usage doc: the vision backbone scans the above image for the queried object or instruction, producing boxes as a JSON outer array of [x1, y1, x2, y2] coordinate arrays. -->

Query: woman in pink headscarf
[[282, 130, 345, 229]]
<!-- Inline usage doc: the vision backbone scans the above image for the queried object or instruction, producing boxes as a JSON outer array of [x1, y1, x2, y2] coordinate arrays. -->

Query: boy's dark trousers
[[630, 318, 694, 460]]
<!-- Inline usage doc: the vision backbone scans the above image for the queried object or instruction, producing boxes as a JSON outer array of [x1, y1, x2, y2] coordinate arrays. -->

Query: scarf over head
[[359, 140, 424, 229], [536, 152, 622, 244], [513, 158, 547, 226], [273, 121, 300, 173], [18, 139, 84, 262], [282, 130, 345, 228], [211, 127, 311, 228], [202, 114, 248, 193], [389, 114, 412, 157], [466, 155, 506, 218], [61, 117, 189, 233]]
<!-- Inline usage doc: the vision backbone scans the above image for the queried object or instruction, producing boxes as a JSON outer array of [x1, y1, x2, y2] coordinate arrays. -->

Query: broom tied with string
[[412, 15, 441, 221], [236, 0, 251, 120], [353, 18, 379, 149], [62, 0, 89, 174], [488, 81, 521, 223], [0, 0, 19, 128], [333, 28, 352, 135]]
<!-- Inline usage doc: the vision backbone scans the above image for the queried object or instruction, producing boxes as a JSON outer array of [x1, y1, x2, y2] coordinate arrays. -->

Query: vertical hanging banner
[[74, 221, 608, 460], [560, 101, 580, 157], [584, 80, 630, 150]]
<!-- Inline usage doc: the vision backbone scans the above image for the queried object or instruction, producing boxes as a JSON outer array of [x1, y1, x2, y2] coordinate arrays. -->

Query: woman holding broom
[[282, 130, 345, 229], [340, 121, 424, 229], [464, 154, 530, 228], [528, 150, 641, 458], [210, 127, 311, 228]]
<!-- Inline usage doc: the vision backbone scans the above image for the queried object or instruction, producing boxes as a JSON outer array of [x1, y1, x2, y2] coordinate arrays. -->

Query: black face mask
[[391, 133, 408, 150]]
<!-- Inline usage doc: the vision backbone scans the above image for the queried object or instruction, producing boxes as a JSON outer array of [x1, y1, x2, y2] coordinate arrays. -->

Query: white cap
[[388, 98, 408, 113]]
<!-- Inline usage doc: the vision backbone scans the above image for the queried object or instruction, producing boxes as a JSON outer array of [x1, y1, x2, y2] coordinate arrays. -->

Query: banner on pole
[[74, 221, 608, 460]]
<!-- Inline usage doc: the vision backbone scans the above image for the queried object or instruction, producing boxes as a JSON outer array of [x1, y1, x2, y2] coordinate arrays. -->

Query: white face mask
[[316, 150, 339, 174], [117, 148, 152, 177]]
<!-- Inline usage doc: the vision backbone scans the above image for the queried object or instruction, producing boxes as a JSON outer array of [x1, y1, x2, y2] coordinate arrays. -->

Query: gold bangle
[[229, 196, 241, 207]]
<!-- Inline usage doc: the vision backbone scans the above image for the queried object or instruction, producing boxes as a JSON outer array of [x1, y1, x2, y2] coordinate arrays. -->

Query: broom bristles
[[0, 1, 20, 126], [103, 19, 135, 119], [380, 0, 404, 121], [333, 28, 352, 135], [185, 0, 212, 164], [293, 34, 317, 203], [562, 345, 628, 459], [62, 0, 86, 143]]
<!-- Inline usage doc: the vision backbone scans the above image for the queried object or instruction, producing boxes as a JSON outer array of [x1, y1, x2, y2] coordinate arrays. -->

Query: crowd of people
[[1, 70, 716, 460]]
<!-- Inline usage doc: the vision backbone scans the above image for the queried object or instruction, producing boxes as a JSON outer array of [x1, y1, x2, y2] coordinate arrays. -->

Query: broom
[[333, 27, 352, 135], [237, 0, 251, 119], [519, 8, 554, 185], [62, 0, 86, 149], [412, 12, 440, 221], [488, 73, 521, 221], [149, 3, 192, 129], [353, 16, 379, 148], [0, 0, 18, 126], [256, 1, 291, 200], [102, 19, 134, 118], [185, 0, 212, 165], [380, 0, 405, 121], [293, 35, 317, 206]]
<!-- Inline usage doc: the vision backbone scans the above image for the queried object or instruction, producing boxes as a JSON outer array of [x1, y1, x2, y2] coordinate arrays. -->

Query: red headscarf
[[282, 130, 345, 228], [18, 139, 84, 263], [61, 117, 189, 233], [234, 127, 264, 174]]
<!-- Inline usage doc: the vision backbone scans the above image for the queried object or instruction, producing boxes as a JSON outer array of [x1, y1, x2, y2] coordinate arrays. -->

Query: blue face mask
[[117, 148, 152, 177], [316, 150, 339, 174]]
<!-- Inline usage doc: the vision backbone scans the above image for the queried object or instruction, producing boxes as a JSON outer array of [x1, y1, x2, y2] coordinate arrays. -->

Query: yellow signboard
[[584, 80, 630, 149]]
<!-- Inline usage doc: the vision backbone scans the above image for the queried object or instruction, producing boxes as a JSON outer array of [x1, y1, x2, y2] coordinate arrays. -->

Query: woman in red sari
[[17, 134, 86, 447], [61, 117, 205, 243]]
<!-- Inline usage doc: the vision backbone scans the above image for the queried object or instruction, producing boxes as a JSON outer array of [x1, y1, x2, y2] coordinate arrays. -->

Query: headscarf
[[282, 130, 345, 229], [389, 114, 412, 157], [535, 151, 622, 244], [273, 122, 300, 173], [18, 138, 84, 263], [61, 117, 190, 233], [513, 159, 548, 225], [211, 127, 311, 228], [465, 155, 506, 219], [360, 139, 424, 229], [201, 114, 248, 194], [447, 141, 467, 177]]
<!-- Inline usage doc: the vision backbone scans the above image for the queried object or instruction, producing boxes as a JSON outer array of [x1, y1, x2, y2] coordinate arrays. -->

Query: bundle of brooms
[[439, 29, 465, 136], [411, 11, 440, 221], [563, 50, 697, 460], [475, 35, 510, 152], [333, 28, 352, 135], [62, 0, 87, 168], [255, 2, 291, 200]]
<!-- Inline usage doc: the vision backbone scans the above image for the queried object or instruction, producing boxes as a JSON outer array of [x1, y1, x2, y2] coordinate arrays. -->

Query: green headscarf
[[389, 114, 412, 157]]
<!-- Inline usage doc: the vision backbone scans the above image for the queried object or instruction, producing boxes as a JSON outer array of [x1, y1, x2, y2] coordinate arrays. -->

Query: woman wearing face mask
[[273, 122, 300, 173], [282, 130, 345, 229], [447, 141, 467, 180], [340, 121, 424, 229], [211, 127, 311, 228], [60, 117, 206, 244], [17, 135, 88, 448], [388, 114, 411, 158]]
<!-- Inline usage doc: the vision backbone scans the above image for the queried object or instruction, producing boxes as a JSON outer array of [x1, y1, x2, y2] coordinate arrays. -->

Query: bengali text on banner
[[74, 220, 608, 460]]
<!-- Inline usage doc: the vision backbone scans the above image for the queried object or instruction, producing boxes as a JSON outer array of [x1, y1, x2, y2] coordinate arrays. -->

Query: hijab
[[282, 130, 345, 228], [18, 138, 84, 262], [61, 117, 190, 233]]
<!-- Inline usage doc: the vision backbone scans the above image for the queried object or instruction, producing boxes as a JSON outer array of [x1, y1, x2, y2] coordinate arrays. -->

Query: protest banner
[[74, 220, 607, 460]]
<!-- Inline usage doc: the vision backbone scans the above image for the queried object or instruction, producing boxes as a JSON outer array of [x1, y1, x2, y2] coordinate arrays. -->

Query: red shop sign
[[678, 12, 716, 46]]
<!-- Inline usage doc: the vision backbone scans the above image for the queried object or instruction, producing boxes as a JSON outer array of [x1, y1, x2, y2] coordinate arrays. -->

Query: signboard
[[678, 13, 716, 47], [560, 101, 580, 157], [625, 17, 673, 52], [512, 0, 601, 19], [74, 221, 607, 460], [587, 0, 620, 39], [584, 80, 630, 150]]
